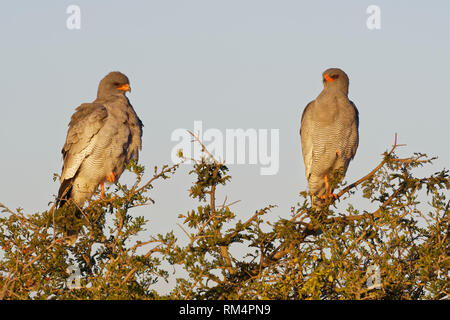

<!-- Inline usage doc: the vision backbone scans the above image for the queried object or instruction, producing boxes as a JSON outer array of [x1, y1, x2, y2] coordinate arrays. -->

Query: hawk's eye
[[331, 75, 339, 79]]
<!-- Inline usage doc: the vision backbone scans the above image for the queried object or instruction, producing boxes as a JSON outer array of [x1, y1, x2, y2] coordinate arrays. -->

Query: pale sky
[[1, 1, 449, 292]]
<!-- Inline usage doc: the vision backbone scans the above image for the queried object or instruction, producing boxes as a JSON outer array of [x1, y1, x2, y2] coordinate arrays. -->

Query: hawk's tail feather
[[57, 179, 73, 208]]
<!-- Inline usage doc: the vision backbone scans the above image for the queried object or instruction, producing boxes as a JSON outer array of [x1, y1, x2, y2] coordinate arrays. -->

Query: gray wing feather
[[124, 97, 143, 161], [61, 103, 108, 181], [300, 101, 314, 180], [348, 101, 359, 161]]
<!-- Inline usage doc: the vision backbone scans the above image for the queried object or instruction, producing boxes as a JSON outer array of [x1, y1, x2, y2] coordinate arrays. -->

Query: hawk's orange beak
[[117, 83, 131, 92], [323, 74, 335, 83]]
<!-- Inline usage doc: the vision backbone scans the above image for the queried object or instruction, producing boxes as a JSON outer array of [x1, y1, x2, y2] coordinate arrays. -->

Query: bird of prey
[[300, 68, 359, 208], [56, 72, 143, 240]]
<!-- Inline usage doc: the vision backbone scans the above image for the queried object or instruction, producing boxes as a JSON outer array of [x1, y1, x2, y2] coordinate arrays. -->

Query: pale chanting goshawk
[[300, 68, 359, 208], [57, 71, 143, 211]]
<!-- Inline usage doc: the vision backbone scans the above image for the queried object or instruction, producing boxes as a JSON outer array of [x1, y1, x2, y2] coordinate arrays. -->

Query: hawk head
[[97, 71, 131, 98], [322, 68, 350, 95]]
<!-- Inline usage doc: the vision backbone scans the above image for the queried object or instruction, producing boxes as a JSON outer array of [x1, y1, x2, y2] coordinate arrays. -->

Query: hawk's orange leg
[[100, 172, 116, 199], [320, 175, 338, 200], [100, 181, 105, 198]]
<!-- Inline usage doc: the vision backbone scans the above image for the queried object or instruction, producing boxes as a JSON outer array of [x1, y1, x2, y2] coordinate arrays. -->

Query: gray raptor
[[57, 71, 143, 209], [300, 68, 359, 208]]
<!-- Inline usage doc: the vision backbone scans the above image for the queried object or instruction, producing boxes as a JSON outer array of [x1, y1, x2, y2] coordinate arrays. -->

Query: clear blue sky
[[1, 0, 449, 290]]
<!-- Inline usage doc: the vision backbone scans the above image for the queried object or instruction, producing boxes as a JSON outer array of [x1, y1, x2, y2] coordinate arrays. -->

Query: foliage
[[0, 136, 448, 300]]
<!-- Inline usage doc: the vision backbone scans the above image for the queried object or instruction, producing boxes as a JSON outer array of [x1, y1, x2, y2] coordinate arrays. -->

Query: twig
[[121, 246, 163, 284], [132, 163, 180, 197]]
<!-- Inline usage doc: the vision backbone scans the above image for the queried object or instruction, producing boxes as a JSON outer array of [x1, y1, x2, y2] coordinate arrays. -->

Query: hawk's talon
[[329, 193, 339, 200], [106, 172, 116, 183], [319, 193, 339, 200]]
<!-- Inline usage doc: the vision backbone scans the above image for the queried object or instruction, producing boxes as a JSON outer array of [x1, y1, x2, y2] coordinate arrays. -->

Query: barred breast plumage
[[300, 68, 359, 208]]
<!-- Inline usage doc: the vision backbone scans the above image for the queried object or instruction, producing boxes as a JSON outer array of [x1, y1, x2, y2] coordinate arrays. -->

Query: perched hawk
[[300, 68, 359, 208], [57, 71, 143, 220]]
